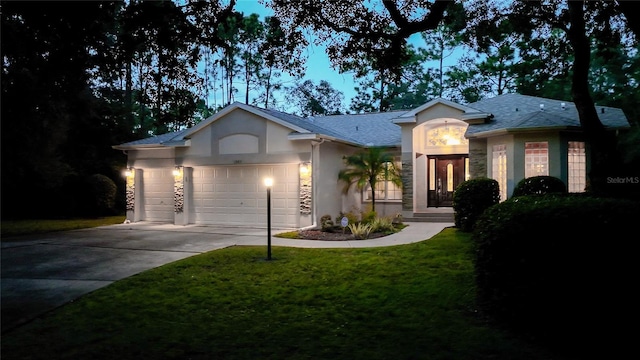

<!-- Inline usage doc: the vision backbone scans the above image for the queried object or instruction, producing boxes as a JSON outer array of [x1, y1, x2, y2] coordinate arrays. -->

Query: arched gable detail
[[219, 133, 259, 154]]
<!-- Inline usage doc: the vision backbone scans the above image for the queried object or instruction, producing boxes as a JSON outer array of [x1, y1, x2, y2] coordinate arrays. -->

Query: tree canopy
[[2, 0, 639, 218]]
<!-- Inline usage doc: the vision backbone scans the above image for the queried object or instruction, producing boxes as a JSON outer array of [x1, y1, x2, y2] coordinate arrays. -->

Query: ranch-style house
[[113, 93, 630, 229]]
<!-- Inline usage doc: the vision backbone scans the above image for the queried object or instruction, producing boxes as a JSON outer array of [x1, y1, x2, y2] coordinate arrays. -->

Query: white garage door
[[192, 164, 299, 228], [142, 168, 174, 222]]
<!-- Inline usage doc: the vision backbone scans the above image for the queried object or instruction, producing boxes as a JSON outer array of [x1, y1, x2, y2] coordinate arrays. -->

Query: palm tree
[[338, 147, 402, 212]]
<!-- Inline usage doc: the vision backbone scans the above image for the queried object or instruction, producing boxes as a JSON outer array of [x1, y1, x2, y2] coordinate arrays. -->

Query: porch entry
[[427, 155, 468, 207]]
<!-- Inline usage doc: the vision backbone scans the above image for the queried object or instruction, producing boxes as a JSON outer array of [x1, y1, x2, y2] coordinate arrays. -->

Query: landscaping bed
[[296, 229, 391, 241]]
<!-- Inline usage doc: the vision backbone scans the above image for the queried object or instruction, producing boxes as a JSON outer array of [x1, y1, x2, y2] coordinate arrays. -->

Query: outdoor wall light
[[173, 166, 182, 176], [124, 167, 133, 177], [300, 163, 310, 175]]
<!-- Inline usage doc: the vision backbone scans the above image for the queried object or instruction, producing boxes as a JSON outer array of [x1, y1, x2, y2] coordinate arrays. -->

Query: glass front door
[[428, 155, 466, 207]]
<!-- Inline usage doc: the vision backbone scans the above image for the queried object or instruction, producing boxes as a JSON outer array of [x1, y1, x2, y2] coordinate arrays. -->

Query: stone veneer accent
[[401, 159, 413, 212], [468, 146, 487, 179], [174, 172, 184, 213], [299, 164, 312, 215], [126, 173, 135, 211]]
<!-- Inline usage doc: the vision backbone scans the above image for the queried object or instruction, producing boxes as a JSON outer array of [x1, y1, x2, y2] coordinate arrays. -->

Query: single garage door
[[141, 168, 174, 222], [192, 164, 299, 228]]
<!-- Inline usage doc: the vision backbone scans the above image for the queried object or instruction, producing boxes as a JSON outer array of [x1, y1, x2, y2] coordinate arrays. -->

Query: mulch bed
[[297, 229, 389, 241]]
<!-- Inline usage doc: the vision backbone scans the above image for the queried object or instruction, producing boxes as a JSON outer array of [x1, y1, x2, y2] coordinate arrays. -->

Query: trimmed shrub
[[320, 214, 334, 231], [512, 175, 567, 197], [472, 194, 638, 355], [87, 174, 117, 216], [452, 178, 500, 232]]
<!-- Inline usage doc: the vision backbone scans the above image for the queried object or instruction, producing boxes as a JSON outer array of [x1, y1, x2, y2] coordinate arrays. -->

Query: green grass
[[0, 216, 126, 238], [0, 228, 563, 360]]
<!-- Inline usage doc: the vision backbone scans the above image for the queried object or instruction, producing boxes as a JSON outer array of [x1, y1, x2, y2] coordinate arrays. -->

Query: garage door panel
[[142, 169, 174, 222], [193, 165, 298, 227]]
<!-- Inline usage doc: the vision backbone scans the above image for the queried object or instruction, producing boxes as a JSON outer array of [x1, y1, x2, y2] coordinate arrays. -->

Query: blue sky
[[231, 0, 359, 110], [227, 0, 462, 112]]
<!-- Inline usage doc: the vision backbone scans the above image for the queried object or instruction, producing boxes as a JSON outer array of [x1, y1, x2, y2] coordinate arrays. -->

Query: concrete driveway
[[0, 223, 283, 333], [1, 221, 451, 333]]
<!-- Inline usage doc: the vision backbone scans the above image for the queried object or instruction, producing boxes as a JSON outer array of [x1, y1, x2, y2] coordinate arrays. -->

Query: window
[[568, 141, 586, 192], [525, 142, 548, 178], [426, 122, 469, 146], [429, 158, 436, 190], [366, 161, 402, 201], [492, 144, 507, 201]]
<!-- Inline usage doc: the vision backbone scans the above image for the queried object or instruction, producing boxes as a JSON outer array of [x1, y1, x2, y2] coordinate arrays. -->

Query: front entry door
[[428, 155, 466, 207]]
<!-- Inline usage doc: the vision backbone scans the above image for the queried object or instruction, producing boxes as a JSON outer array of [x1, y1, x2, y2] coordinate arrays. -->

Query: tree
[[349, 44, 439, 112], [238, 13, 265, 104], [285, 80, 345, 116], [338, 147, 402, 212], [421, 23, 465, 97], [1, 1, 123, 218], [257, 16, 307, 108], [190, 0, 237, 109], [267, 0, 458, 82], [504, 0, 637, 195], [114, 0, 203, 134]]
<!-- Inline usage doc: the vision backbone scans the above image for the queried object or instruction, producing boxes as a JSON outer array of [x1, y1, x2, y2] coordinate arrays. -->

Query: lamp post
[[264, 177, 273, 260]]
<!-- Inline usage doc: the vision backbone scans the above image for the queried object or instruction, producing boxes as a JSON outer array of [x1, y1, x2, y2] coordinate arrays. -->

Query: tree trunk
[[567, 1, 622, 195]]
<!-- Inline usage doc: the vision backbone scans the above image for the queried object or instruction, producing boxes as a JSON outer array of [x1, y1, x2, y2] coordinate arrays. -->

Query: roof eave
[[466, 126, 577, 139], [287, 132, 362, 146], [184, 102, 311, 139], [461, 113, 493, 124], [111, 139, 190, 151]]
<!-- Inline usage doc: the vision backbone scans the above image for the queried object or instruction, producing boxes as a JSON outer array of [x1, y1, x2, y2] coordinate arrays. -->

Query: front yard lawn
[[0, 228, 563, 360], [0, 216, 126, 238]]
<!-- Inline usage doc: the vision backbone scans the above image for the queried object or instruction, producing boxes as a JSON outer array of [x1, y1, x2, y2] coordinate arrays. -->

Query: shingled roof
[[113, 94, 630, 150], [114, 102, 405, 149], [310, 111, 406, 147], [465, 93, 630, 137]]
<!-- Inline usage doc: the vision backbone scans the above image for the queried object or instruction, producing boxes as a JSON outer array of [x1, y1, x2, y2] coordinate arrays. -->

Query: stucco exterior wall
[[127, 148, 176, 168], [174, 109, 310, 167], [314, 142, 359, 223], [415, 103, 465, 122]]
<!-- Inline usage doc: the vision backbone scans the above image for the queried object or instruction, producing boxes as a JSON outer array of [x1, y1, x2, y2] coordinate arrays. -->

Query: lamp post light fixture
[[264, 177, 274, 260]]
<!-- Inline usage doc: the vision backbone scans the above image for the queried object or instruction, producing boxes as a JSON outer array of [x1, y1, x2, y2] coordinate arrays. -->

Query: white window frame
[[524, 142, 549, 178], [365, 161, 402, 202], [492, 144, 507, 201], [568, 141, 586, 193]]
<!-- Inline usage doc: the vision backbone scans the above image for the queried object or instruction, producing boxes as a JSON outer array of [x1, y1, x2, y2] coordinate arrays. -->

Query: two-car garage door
[[192, 164, 299, 228]]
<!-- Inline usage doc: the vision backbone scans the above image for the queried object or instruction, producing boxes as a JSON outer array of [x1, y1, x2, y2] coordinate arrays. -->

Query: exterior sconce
[[172, 166, 182, 177], [124, 167, 134, 177], [300, 163, 310, 175]]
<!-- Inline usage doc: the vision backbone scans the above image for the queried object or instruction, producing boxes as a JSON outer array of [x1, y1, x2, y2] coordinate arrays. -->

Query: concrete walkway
[[1, 221, 453, 333]]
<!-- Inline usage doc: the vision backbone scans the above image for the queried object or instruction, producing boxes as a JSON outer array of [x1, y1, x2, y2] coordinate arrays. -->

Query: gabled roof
[[394, 97, 490, 124], [113, 102, 398, 150], [465, 93, 630, 137], [113, 93, 631, 150]]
